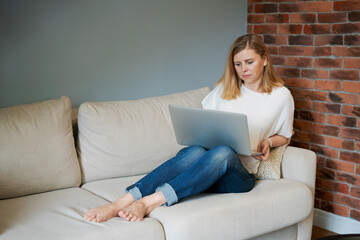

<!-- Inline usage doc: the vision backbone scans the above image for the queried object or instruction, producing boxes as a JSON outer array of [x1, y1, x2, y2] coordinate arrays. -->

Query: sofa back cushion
[[77, 87, 210, 183], [0, 96, 81, 199]]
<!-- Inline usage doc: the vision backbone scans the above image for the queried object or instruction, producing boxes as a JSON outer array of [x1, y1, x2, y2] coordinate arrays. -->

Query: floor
[[312, 226, 338, 239]]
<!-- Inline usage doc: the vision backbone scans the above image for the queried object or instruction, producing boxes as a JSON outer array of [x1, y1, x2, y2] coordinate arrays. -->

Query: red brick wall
[[247, 0, 360, 222]]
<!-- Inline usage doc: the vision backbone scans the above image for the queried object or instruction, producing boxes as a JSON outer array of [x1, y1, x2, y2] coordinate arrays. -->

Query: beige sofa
[[0, 87, 316, 240]]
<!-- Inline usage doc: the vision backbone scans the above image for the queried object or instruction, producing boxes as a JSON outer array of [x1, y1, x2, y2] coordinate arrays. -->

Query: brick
[[341, 127, 360, 141], [343, 81, 360, 94], [350, 186, 360, 199], [317, 167, 336, 180], [294, 119, 311, 131], [287, 57, 313, 68], [321, 201, 350, 217], [351, 209, 360, 222], [314, 58, 342, 68], [290, 140, 309, 149], [321, 179, 350, 195], [327, 114, 357, 128], [268, 46, 279, 55], [333, 23, 360, 34], [330, 70, 359, 81], [328, 92, 358, 105], [304, 24, 331, 35], [290, 13, 316, 23], [344, 58, 360, 69], [299, 110, 326, 123], [285, 78, 313, 89], [266, 14, 290, 24], [314, 198, 321, 209], [349, 12, 360, 22], [357, 142, 360, 152], [276, 67, 300, 78], [289, 87, 301, 99], [254, 24, 277, 34], [335, 193, 360, 210], [340, 151, 360, 164], [318, 13, 347, 23], [271, 56, 286, 65], [300, 90, 328, 101], [342, 105, 360, 118], [305, 1, 333, 12], [248, 2, 254, 13], [302, 69, 328, 79], [314, 80, 342, 91], [294, 99, 312, 110], [356, 165, 360, 175], [304, 46, 332, 56], [344, 35, 360, 45], [279, 2, 304, 13], [289, 35, 313, 45], [359, 119, 360, 128], [326, 158, 355, 173], [279, 46, 304, 55], [315, 189, 334, 201], [317, 156, 326, 169], [299, 132, 325, 145], [254, 3, 278, 13], [334, 0, 360, 11], [311, 123, 340, 137], [278, 24, 302, 34], [311, 145, 339, 159], [334, 46, 360, 57], [247, 25, 253, 34], [336, 174, 360, 188], [315, 35, 343, 46], [313, 102, 341, 114], [263, 35, 287, 45], [247, 14, 265, 24]]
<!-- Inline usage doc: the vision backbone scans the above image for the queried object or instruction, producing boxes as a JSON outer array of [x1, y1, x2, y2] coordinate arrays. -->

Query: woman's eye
[[235, 63, 240, 66], [247, 61, 253, 64]]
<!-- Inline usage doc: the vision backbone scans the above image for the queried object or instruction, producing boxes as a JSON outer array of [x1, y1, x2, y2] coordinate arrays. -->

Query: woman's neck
[[243, 82, 263, 93]]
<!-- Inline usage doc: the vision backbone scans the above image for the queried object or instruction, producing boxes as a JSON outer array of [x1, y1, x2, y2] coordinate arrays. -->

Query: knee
[[209, 145, 236, 163], [178, 145, 207, 156]]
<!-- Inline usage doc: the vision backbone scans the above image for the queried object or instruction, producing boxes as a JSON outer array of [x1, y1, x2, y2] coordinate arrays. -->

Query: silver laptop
[[169, 105, 262, 157]]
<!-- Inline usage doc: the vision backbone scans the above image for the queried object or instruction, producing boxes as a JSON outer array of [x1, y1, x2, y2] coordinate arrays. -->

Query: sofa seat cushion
[[149, 179, 312, 240], [0, 188, 164, 240], [77, 87, 210, 183], [81, 177, 312, 240]]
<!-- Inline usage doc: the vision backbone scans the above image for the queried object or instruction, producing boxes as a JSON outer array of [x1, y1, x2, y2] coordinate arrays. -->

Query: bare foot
[[84, 193, 134, 223], [118, 201, 147, 222], [118, 191, 167, 222]]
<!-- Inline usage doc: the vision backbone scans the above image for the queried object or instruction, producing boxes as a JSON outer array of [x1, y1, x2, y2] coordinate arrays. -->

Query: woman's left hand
[[254, 139, 271, 161]]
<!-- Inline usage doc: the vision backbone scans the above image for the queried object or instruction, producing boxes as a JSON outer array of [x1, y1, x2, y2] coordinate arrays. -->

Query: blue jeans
[[126, 145, 255, 206]]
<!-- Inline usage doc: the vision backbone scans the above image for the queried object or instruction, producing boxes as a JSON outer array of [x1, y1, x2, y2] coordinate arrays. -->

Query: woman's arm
[[254, 134, 289, 161]]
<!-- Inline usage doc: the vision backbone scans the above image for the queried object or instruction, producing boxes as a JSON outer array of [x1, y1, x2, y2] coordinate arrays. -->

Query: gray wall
[[0, 0, 247, 108]]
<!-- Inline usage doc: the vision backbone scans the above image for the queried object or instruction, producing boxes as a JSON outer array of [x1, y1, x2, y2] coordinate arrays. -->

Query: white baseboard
[[313, 208, 360, 234]]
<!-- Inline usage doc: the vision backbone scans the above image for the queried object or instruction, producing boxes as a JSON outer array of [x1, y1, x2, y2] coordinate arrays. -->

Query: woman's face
[[233, 48, 267, 86]]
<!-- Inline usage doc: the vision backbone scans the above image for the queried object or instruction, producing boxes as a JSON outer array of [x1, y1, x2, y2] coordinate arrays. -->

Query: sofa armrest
[[282, 146, 317, 192]]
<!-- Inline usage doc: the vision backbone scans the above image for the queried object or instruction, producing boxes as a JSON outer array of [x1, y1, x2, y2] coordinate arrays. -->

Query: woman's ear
[[263, 55, 268, 67]]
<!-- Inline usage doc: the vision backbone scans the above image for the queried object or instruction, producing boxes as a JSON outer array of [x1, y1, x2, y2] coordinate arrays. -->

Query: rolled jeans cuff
[[156, 183, 178, 206], [126, 186, 142, 201]]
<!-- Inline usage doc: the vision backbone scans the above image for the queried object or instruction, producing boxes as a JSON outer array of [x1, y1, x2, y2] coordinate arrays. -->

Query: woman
[[84, 34, 294, 222]]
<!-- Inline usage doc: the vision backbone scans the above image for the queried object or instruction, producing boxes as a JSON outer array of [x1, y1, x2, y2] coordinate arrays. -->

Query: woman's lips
[[242, 74, 251, 78]]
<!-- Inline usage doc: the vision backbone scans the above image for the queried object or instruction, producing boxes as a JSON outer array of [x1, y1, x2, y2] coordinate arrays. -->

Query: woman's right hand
[[254, 139, 271, 161]]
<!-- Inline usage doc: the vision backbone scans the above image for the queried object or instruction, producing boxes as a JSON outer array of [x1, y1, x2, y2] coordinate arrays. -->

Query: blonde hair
[[216, 34, 283, 100]]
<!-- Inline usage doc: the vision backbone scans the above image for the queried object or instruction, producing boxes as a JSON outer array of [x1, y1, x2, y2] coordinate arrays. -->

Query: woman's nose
[[242, 65, 248, 72]]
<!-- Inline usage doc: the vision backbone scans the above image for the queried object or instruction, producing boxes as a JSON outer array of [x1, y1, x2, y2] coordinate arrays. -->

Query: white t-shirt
[[201, 84, 294, 174]]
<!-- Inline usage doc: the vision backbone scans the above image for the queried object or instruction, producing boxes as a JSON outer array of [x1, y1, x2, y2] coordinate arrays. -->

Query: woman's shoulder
[[272, 85, 292, 97]]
